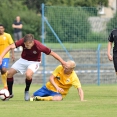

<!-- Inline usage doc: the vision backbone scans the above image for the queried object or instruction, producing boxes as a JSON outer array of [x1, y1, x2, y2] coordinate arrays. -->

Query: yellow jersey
[[46, 65, 81, 97], [0, 32, 14, 58]]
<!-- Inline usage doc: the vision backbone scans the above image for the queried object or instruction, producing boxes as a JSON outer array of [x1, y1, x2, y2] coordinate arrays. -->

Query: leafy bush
[[44, 6, 92, 43], [87, 32, 107, 42], [21, 11, 41, 40], [0, 0, 41, 40], [24, 0, 108, 13], [106, 13, 117, 34]]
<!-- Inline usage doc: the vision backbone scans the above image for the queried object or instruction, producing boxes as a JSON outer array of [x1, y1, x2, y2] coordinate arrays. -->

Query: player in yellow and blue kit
[[0, 24, 14, 89], [30, 60, 86, 101]]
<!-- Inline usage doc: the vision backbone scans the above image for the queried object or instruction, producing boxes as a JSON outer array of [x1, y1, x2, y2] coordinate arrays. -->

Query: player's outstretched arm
[[0, 44, 16, 64], [49, 51, 67, 67], [77, 88, 86, 101]]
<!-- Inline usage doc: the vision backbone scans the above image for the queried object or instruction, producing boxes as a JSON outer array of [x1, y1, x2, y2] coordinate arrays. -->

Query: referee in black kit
[[107, 29, 117, 74]]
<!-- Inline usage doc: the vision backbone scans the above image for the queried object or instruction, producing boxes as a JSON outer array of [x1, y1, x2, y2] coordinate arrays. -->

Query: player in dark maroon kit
[[0, 34, 67, 101]]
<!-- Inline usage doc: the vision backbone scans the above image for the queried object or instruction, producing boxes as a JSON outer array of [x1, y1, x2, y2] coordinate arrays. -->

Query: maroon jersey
[[15, 38, 51, 61]]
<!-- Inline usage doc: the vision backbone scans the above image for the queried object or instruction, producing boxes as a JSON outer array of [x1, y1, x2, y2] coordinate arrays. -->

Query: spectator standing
[[12, 16, 23, 51], [107, 29, 117, 75]]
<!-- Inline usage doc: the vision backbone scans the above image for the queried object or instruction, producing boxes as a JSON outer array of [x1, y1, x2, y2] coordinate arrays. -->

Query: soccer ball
[[0, 89, 10, 101]]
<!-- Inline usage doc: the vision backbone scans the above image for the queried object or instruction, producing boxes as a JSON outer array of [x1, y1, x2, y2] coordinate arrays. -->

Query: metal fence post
[[97, 44, 101, 86], [41, 3, 46, 85]]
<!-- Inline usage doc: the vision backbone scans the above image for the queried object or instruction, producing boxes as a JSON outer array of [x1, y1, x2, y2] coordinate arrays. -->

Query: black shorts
[[113, 54, 117, 72]]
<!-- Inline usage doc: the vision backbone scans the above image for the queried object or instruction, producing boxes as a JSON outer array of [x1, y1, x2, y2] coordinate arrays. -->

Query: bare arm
[[107, 42, 113, 61], [77, 88, 85, 101], [10, 48, 15, 62], [49, 51, 67, 67], [49, 74, 64, 92], [12, 24, 23, 29], [0, 44, 16, 64]]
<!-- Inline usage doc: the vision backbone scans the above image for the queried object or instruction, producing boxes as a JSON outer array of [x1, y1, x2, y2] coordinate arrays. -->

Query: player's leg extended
[[25, 69, 33, 92], [7, 68, 17, 96], [25, 69, 33, 101], [1, 58, 9, 88], [31, 86, 53, 101], [32, 85, 62, 101], [25, 62, 40, 101], [25, 62, 40, 92], [35, 96, 53, 101], [34, 95, 62, 101]]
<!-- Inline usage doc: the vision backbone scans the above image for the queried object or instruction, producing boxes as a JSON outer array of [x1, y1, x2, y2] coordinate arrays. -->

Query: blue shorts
[[33, 85, 61, 97], [0, 58, 9, 69]]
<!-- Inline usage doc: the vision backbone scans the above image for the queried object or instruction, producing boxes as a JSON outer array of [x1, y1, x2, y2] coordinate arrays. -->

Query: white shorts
[[11, 58, 41, 74]]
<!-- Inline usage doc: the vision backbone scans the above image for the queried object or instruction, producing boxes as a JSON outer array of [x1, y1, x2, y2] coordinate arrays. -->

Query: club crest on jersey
[[66, 79, 70, 82], [33, 51, 37, 54], [56, 76, 60, 80], [3, 36, 6, 40]]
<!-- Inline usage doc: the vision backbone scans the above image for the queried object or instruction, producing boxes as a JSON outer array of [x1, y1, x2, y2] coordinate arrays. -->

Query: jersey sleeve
[[36, 41, 51, 55], [72, 73, 81, 88], [15, 38, 24, 47], [108, 32, 114, 42], [52, 65, 62, 77], [8, 34, 14, 44]]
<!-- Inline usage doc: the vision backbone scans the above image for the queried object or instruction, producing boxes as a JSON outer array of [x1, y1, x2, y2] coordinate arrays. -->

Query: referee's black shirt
[[108, 29, 117, 52]]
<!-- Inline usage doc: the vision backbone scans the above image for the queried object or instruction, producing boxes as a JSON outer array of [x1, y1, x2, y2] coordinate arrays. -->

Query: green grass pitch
[[0, 84, 117, 117]]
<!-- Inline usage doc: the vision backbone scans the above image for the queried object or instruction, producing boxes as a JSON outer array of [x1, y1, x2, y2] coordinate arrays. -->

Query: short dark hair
[[24, 34, 34, 42], [0, 24, 4, 28]]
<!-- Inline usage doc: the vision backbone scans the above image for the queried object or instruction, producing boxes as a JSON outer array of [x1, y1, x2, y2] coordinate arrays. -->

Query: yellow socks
[[36, 96, 53, 101], [1, 72, 7, 89]]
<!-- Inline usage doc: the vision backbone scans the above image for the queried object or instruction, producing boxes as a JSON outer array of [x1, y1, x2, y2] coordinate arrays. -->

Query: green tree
[[0, 0, 41, 40], [23, 0, 108, 13], [44, 6, 91, 43], [74, 0, 108, 7], [106, 13, 117, 34]]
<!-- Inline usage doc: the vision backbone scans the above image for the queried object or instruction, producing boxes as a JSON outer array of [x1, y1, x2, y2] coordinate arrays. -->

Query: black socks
[[7, 77, 14, 95], [25, 79, 32, 91]]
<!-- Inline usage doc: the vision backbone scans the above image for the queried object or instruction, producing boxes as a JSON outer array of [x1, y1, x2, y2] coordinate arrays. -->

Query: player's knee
[[25, 74, 32, 80], [26, 77, 32, 80], [53, 95, 62, 101], [25, 72, 33, 80], [7, 69, 17, 78], [7, 72, 12, 77]]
